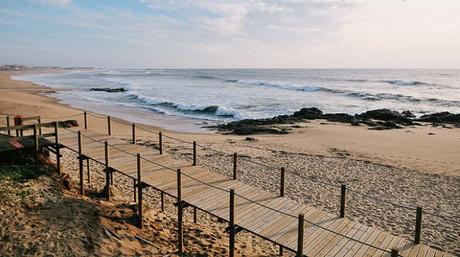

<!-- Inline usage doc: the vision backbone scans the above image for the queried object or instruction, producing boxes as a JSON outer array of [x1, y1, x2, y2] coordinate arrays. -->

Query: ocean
[[13, 69, 460, 131]]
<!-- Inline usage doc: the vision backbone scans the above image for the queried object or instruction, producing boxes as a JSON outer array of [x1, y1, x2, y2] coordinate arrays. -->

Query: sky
[[0, 0, 459, 69]]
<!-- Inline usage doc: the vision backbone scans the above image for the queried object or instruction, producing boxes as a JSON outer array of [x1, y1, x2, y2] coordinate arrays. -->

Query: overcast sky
[[1, 0, 459, 68]]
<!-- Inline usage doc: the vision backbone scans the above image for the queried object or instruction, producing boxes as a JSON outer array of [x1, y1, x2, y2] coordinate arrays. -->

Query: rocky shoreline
[[214, 107, 460, 135]]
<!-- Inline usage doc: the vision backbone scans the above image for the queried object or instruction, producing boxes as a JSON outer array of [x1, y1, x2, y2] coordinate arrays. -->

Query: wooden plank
[[425, 247, 437, 257], [308, 219, 356, 256], [184, 179, 236, 204], [320, 222, 365, 256], [261, 204, 315, 240], [362, 232, 391, 256], [224, 192, 278, 222], [249, 201, 303, 234], [347, 229, 383, 257], [238, 198, 292, 232], [183, 179, 223, 200], [299, 218, 350, 254], [278, 209, 331, 249], [378, 234, 399, 255], [322, 223, 367, 257], [342, 227, 381, 257], [379, 236, 403, 257], [334, 226, 371, 257], [403, 244, 422, 257], [415, 245, 430, 257]]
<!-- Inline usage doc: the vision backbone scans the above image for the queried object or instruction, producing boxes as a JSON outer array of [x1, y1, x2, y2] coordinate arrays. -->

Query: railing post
[[132, 123, 136, 144], [54, 122, 60, 174], [340, 184, 346, 218], [6, 116, 10, 136], [86, 159, 90, 183], [279, 168, 285, 256], [14, 116, 21, 137], [297, 214, 304, 257], [38, 117, 42, 135], [104, 141, 110, 201], [84, 111, 88, 129], [159, 132, 163, 155], [161, 192, 165, 212], [193, 207, 197, 223], [78, 131, 84, 195], [177, 168, 183, 254], [133, 178, 137, 203], [107, 116, 111, 135], [233, 152, 237, 180], [18, 117, 23, 136], [33, 124, 39, 162], [229, 188, 235, 257], [414, 207, 423, 244], [280, 167, 285, 197], [391, 248, 399, 257], [137, 153, 143, 228], [193, 141, 197, 166]]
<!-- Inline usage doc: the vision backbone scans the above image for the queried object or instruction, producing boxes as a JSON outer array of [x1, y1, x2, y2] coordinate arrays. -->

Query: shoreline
[[10, 70, 212, 134], [1, 69, 459, 176]]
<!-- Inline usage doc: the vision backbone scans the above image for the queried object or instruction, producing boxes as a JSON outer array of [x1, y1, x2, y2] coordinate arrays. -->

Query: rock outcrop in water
[[89, 88, 127, 93], [213, 107, 460, 135]]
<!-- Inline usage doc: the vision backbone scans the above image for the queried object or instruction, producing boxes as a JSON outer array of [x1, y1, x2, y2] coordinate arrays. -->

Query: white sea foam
[[12, 69, 460, 122]]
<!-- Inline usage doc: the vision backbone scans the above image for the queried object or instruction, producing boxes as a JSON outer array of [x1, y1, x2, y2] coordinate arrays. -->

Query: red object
[[9, 140, 24, 149], [14, 115, 23, 126]]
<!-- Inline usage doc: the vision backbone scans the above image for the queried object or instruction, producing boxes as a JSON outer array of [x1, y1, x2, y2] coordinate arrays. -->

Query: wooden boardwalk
[[57, 127, 450, 257]]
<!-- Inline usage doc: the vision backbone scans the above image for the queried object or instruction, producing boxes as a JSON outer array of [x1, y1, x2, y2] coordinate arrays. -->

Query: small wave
[[319, 88, 460, 107], [224, 78, 456, 106], [226, 79, 321, 92], [381, 80, 433, 86], [194, 75, 219, 80], [124, 93, 241, 119]]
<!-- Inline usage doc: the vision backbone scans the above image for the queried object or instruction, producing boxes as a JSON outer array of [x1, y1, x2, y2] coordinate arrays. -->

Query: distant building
[[0, 64, 27, 71]]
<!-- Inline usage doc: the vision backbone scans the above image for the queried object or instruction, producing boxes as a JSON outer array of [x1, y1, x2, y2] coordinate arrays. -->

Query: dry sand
[[0, 160, 279, 256], [1, 69, 459, 256]]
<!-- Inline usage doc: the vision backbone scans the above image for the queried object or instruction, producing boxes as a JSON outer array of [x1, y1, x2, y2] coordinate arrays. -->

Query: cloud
[[136, 0, 358, 45], [4, 0, 459, 68], [32, 0, 71, 6]]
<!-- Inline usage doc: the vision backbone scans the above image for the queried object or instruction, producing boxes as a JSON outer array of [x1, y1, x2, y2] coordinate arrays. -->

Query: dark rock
[[368, 121, 403, 130], [58, 120, 79, 128], [321, 113, 354, 123], [233, 126, 288, 135], [292, 107, 322, 119], [357, 109, 401, 121], [357, 109, 413, 125], [382, 121, 403, 129], [350, 120, 360, 126], [417, 112, 460, 124], [89, 87, 127, 93], [428, 132, 435, 135], [245, 137, 257, 141], [401, 110, 416, 118], [213, 107, 458, 135], [361, 120, 379, 127]]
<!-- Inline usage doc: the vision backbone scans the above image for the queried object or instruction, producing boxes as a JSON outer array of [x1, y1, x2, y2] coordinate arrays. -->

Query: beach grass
[[0, 165, 48, 182]]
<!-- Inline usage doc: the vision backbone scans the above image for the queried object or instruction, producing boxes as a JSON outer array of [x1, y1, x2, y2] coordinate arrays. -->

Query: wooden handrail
[[0, 122, 56, 132], [20, 116, 41, 122]]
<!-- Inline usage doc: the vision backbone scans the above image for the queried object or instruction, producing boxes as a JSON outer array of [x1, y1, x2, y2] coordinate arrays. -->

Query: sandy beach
[[1, 70, 459, 255]]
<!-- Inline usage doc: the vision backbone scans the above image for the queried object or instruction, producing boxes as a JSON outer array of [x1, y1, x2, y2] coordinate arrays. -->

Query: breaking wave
[[380, 80, 434, 86], [225, 79, 457, 107], [124, 93, 241, 119]]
